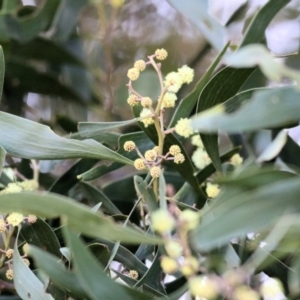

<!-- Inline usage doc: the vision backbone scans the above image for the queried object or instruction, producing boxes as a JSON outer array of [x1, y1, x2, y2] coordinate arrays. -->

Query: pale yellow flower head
[[28, 215, 37, 224], [6, 249, 13, 259], [145, 149, 157, 162], [140, 108, 154, 127], [23, 258, 30, 267], [169, 145, 181, 156], [1, 183, 23, 194], [141, 97, 153, 108], [0, 218, 6, 233], [232, 285, 260, 300], [181, 256, 199, 277], [192, 148, 211, 169], [127, 94, 139, 107], [150, 166, 162, 178], [175, 118, 194, 138], [206, 183, 220, 199], [151, 209, 175, 233], [164, 72, 183, 93], [129, 270, 139, 280], [160, 256, 178, 274], [174, 153, 185, 164], [134, 158, 146, 170], [191, 134, 204, 148], [161, 92, 177, 108], [179, 209, 200, 230], [19, 180, 39, 191], [231, 153, 243, 166], [155, 48, 168, 60], [5, 269, 13, 280], [127, 67, 140, 81], [7, 213, 24, 227], [165, 240, 182, 258], [178, 65, 195, 84], [124, 141, 136, 152], [134, 60, 146, 72], [189, 276, 219, 299]]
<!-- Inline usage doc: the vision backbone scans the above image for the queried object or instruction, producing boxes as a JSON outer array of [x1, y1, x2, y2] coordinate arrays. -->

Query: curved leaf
[[197, 67, 255, 170], [192, 175, 300, 251], [169, 42, 230, 128], [0, 111, 132, 165], [0, 192, 161, 244], [78, 118, 141, 138], [13, 232, 54, 300], [28, 245, 89, 299], [64, 228, 153, 300], [21, 218, 61, 258], [239, 0, 291, 48], [167, 0, 225, 51], [192, 87, 300, 133]]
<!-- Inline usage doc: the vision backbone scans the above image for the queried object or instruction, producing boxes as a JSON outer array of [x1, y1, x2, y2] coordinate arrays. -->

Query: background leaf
[[13, 232, 54, 300], [0, 192, 161, 244], [192, 87, 300, 133], [0, 111, 132, 165]]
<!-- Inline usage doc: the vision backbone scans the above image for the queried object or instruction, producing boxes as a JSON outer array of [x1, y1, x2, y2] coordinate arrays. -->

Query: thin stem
[[148, 56, 164, 92]]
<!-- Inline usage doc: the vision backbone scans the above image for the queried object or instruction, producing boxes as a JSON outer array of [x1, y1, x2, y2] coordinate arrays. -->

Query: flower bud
[[151, 209, 175, 233], [124, 141, 136, 152], [161, 256, 178, 274], [188, 276, 219, 299], [127, 68, 140, 81], [155, 48, 168, 60]]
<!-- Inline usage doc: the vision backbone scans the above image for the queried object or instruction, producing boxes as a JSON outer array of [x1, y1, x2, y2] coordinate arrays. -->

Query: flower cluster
[[126, 49, 194, 135], [151, 207, 202, 281], [186, 272, 285, 300], [2, 243, 31, 281], [125, 141, 185, 178]]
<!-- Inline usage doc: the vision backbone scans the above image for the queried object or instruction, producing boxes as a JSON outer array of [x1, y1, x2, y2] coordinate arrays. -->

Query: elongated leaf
[[167, 0, 225, 51], [79, 118, 141, 138], [4, 0, 60, 43], [192, 176, 300, 251], [64, 228, 153, 300], [77, 182, 121, 215], [197, 67, 255, 170], [240, 0, 291, 48], [135, 249, 165, 295], [113, 271, 165, 298], [134, 176, 158, 213], [192, 87, 300, 133], [0, 46, 4, 102], [0, 111, 132, 165], [278, 134, 300, 169], [49, 158, 98, 195], [51, 0, 88, 41], [13, 232, 54, 300], [21, 218, 61, 257], [28, 245, 89, 299], [169, 42, 230, 128], [0, 192, 161, 244], [0, 145, 6, 177], [257, 130, 287, 163], [196, 0, 290, 171]]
